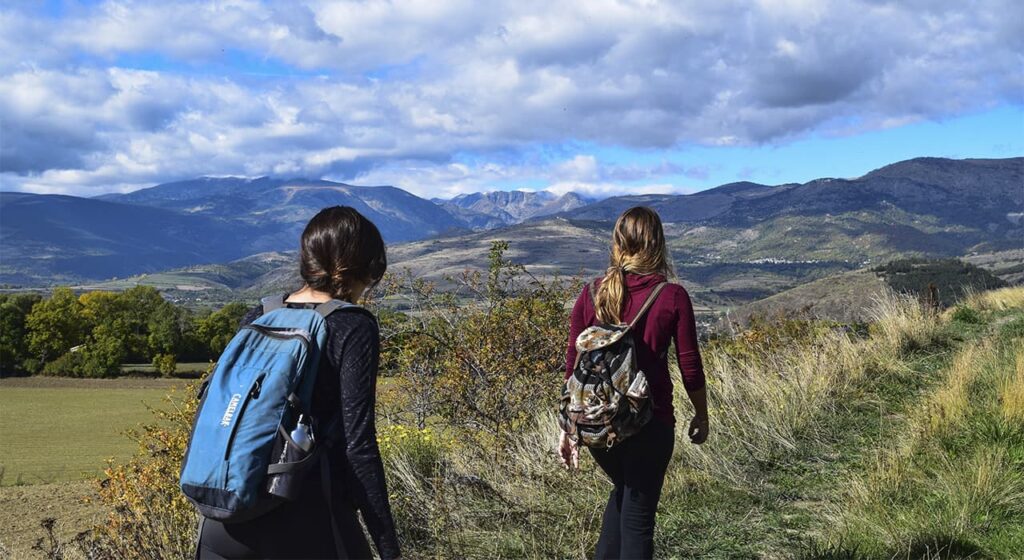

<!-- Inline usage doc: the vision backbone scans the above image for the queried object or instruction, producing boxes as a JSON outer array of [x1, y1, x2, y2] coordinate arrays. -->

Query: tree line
[[0, 286, 250, 377]]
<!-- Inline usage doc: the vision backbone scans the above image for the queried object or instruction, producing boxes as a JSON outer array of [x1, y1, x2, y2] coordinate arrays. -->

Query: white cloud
[[547, 181, 691, 198], [1, 0, 1021, 195]]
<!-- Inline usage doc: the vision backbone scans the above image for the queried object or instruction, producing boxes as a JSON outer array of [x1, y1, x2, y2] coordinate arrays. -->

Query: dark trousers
[[195, 506, 372, 560], [588, 420, 675, 560], [196, 508, 371, 560]]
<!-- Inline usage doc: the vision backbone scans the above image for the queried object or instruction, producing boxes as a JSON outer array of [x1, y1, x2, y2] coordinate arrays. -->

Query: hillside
[[571, 157, 1024, 263], [724, 269, 889, 325], [6, 286, 1021, 559], [724, 256, 1016, 326], [100, 177, 470, 248], [67, 252, 295, 307], [0, 192, 254, 285], [72, 218, 849, 312], [965, 249, 1024, 285], [561, 180, 780, 222], [228, 219, 618, 303]]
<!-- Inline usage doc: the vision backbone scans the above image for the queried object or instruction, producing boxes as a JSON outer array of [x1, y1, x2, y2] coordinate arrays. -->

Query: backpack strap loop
[[261, 294, 286, 314], [626, 282, 668, 330]]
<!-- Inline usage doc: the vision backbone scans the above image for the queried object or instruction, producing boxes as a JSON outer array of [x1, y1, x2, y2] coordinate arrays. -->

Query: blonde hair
[[594, 207, 674, 324]]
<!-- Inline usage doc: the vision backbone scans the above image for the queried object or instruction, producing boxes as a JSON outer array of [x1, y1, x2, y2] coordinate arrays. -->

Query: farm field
[[0, 377, 188, 557], [0, 375, 407, 558], [0, 377, 185, 487]]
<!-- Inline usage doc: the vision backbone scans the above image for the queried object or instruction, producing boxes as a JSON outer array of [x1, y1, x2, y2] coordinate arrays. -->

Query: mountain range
[[1, 157, 1021, 292], [1, 178, 582, 284]]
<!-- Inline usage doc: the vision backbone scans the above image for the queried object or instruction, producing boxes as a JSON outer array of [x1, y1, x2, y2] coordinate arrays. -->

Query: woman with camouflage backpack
[[559, 206, 709, 560]]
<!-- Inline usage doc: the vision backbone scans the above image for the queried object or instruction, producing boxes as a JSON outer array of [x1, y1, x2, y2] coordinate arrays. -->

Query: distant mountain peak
[[437, 189, 592, 226]]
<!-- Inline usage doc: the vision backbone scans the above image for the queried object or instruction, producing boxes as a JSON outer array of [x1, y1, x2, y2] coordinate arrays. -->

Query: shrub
[[151, 353, 177, 376], [950, 304, 984, 325], [384, 241, 579, 453]]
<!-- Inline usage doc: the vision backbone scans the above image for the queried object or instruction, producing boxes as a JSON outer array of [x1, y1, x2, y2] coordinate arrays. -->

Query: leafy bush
[[950, 304, 984, 325], [382, 241, 579, 452], [151, 353, 177, 376]]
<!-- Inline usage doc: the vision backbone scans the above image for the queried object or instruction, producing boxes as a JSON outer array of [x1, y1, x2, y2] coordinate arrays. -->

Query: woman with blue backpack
[[558, 206, 709, 560], [188, 206, 401, 559]]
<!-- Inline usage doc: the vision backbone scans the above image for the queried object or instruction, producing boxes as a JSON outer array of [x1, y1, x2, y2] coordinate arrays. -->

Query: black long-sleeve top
[[199, 298, 400, 559]]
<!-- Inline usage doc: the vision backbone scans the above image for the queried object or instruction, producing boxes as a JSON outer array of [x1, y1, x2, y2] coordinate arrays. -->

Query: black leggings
[[588, 420, 675, 560], [194, 476, 373, 560]]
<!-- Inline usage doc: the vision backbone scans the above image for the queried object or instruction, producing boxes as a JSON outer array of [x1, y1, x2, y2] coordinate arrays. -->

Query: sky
[[0, 0, 1021, 199]]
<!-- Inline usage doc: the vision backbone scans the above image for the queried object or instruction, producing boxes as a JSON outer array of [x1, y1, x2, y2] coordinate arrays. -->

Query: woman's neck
[[285, 285, 333, 303]]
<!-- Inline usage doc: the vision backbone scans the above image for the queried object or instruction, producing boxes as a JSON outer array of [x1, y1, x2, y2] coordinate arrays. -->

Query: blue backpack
[[179, 295, 355, 527]]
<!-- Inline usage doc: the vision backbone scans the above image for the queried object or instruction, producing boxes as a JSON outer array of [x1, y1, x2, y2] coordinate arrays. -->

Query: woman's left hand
[[558, 430, 579, 470]]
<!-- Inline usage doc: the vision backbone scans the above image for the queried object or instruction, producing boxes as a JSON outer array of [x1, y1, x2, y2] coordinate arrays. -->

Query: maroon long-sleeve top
[[565, 272, 706, 427]]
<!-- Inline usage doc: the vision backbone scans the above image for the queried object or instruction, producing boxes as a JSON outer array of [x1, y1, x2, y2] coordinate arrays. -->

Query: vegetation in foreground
[[4, 251, 1022, 559]]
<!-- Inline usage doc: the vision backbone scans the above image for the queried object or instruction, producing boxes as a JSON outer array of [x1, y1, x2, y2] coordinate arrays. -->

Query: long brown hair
[[298, 206, 386, 302], [594, 206, 674, 324]]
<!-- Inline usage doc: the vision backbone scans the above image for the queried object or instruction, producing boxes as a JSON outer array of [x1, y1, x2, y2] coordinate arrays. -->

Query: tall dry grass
[[675, 289, 942, 486], [962, 285, 1024, 312], [999, 348, 1024, 422], [819, 290, 1024, 558], [380, 288, 950, 558]]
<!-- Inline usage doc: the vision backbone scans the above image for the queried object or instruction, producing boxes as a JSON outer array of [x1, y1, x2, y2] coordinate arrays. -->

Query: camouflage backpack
[[559, 281, 667, 449]]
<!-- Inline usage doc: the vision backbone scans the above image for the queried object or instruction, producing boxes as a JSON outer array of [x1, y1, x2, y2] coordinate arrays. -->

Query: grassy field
[[0, 378, 186, 487], [0, 378, 188, 557]]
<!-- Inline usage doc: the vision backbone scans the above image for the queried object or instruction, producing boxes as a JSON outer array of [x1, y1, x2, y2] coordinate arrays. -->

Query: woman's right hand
[[688, 415, 709, 444], [558, 430, 579, 470]]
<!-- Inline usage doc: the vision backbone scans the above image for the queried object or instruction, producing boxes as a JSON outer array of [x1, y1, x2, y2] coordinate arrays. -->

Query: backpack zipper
[[240, 324, 312, 352]]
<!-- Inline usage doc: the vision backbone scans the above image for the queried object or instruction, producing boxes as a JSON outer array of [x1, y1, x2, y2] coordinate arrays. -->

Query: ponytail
[[594, 252, 628, 324], [593, 207, 672, 324]]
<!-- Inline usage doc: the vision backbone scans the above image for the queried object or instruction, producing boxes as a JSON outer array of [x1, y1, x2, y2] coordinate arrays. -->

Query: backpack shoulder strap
[[261, 294, 286, 314], [626, 282, 668, 330], [313, 299, 358, 319], [587, 280, 597, 304]]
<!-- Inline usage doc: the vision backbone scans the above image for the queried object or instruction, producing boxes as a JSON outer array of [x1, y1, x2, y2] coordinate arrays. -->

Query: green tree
[[197, 302, 249, 356], [0, 293, 42, 374], [147, 301, 185, 356], [41, 324, 126, 378], [118, 286, 171, 361], [26, 287, 87, 365], [80, 287, 186, 364], [80, 324, 128, 377], [79, 291, 125, 330]]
